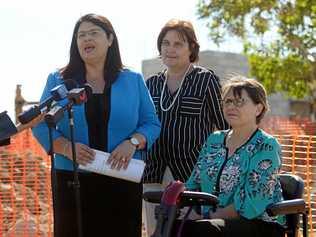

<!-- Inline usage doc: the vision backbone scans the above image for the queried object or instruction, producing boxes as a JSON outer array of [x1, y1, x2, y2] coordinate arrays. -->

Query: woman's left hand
[[107, 140, 136, 170]]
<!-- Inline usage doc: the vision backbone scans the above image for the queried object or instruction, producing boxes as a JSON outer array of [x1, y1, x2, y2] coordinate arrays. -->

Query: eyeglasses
[[221, 98, 248, 108], [77, 29, 105, 39]]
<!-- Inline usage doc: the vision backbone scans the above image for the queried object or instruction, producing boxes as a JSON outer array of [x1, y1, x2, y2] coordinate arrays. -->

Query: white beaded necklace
[[160, 64, 192, 112]]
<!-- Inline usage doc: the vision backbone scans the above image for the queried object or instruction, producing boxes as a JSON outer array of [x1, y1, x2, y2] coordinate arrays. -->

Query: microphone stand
[[45, 87, 88, 237], [67, 106, 83, 237], [44, 105, 62, 237]]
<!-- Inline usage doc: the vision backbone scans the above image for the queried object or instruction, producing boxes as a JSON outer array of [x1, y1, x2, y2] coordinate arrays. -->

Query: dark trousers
[[172, 217, 284, 237], [52, 170, 142, 237]]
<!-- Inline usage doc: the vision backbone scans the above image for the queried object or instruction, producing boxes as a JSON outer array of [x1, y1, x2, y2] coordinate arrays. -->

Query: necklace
[[160, 64, 192, 112]]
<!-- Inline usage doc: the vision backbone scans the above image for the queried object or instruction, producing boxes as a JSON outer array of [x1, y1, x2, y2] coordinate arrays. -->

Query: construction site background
[[0, 116, 315, 237]]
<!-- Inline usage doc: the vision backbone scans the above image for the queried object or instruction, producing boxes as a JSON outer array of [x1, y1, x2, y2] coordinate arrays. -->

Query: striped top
[[143, 66, 229, 183]]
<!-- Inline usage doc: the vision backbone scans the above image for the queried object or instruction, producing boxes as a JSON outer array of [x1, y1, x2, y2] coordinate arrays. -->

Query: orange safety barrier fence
[[274, 135, 316, 236], [0, 130, 53, 237], [0, 116, 315, 236], [261, 116, 316, 135], [260, 117, 316, 236]]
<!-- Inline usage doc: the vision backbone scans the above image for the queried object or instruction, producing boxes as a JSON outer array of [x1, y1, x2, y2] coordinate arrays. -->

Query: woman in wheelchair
[[175, 76, 285, 236]]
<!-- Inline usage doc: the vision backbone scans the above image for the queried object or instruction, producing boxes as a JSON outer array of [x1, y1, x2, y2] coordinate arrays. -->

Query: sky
[[0, 0, 242, 121]]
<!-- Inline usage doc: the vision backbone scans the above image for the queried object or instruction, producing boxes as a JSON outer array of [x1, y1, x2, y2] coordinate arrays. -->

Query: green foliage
[[249, 53, 311, 98], [197, 0, 316, 99]]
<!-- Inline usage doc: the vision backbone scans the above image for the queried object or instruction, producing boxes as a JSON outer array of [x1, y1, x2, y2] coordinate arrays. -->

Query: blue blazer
[[32, 69, 161, 171]]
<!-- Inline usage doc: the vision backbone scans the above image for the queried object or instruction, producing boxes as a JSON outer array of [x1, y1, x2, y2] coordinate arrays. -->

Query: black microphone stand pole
[[67, 106, 84, 237], [45, 103, 83, 237], [45, 87, 89, 237], [44, 105, 62, 237]]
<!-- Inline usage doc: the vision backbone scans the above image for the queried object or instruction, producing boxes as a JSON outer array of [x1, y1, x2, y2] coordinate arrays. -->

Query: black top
[[143, 66, 229, 183], [85, 87, 111, 152]]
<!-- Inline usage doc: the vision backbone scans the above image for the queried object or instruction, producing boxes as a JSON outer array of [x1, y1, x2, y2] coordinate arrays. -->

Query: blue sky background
[[0, 0, 242, 120]]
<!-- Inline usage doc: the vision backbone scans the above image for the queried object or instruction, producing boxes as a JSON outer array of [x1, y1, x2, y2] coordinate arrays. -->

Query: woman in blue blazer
[[32, 13, 160, 237]]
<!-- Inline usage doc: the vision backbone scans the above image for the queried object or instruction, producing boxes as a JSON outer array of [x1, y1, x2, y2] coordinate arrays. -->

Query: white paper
[[78, 149, 145, 183]]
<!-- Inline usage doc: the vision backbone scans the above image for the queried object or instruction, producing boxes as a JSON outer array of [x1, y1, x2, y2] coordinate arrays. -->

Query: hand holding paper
[[78, 149, 145, 183]]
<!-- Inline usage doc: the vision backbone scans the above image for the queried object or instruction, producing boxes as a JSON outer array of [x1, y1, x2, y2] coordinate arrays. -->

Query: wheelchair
[[143, 173, 309, 237]]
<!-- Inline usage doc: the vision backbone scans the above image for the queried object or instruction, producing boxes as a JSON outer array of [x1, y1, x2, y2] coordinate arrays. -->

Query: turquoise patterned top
[[186, 129, 285, 225]]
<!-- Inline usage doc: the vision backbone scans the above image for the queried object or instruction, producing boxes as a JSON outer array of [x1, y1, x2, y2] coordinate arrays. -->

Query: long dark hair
[[60, 13, 123, 86]]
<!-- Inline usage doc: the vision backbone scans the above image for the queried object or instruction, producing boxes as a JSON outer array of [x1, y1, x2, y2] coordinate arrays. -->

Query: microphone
[[0, 111, 18, 141], [18, 80, 78, 124], [68, 83, 92, 104], [82, 83, 93, 100], [44, 83, 92, 127]]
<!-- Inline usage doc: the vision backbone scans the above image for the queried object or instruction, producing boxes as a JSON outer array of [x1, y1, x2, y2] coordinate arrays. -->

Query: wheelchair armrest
[[179, 191, 219, 207], [266, 199, 307, 216], [143, 191, 163, 204], [143, 190, 219, 207]]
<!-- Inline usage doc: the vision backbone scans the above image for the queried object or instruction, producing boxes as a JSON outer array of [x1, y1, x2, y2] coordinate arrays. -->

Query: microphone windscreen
[[83, 83, 93, 100], [18, 106, 41, 124], [63, 79, 78, 90], [51, 84, 68, 101]]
